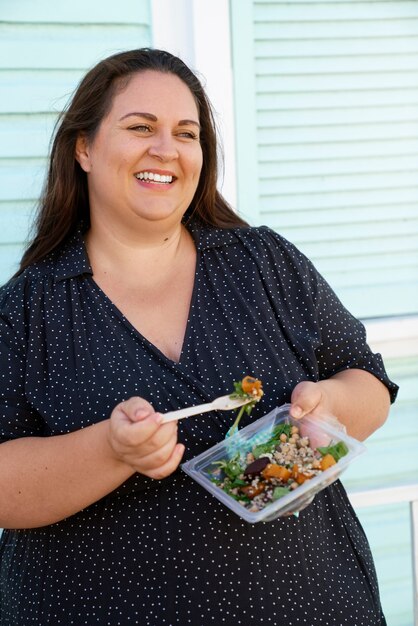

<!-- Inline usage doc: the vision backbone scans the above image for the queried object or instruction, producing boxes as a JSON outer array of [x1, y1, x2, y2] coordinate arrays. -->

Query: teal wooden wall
[[230, 2, 418, 625], [231, 0, 418, 320], [343, 354, 418, 626], [0, 0, 152, 284]]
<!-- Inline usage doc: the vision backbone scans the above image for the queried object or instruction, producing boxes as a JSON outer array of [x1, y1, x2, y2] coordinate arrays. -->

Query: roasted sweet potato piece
[[261, 463, 291, 482], [295, 473, 314, 485], [241, 376, 263, 395], [320, 453, 337, 471], [240, 482, 266, 499], [291, 465, 314, 484]]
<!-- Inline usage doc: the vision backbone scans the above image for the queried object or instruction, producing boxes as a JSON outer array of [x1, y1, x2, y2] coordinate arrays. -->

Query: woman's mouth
[[135, 171, 174, 184]]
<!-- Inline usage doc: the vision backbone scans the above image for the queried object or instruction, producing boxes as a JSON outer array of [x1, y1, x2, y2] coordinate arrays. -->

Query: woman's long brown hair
[[18, 48, 248, 273]]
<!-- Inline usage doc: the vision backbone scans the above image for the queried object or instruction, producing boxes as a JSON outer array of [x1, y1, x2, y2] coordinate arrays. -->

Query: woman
[[0, 48, 397, 625]]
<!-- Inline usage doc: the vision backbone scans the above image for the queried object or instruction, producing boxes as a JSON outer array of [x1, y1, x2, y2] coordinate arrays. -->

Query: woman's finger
[[290, 381, 322, 419], [143, 443, 186, 480], [116, 397, 156, 422], [131, 431, 180, 471]]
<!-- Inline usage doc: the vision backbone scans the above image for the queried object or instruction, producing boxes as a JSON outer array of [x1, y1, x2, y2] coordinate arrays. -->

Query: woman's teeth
[[135, 172, 173, 183]]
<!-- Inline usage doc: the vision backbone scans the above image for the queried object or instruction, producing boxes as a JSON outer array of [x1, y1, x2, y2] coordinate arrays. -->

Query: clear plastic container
[[181, 404, 366, 523]]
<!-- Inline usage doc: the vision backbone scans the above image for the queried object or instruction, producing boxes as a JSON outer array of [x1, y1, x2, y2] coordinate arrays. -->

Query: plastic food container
[[182, 404, 366, 523]]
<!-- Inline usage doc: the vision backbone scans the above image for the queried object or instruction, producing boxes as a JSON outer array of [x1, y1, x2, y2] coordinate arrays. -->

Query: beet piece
[[243, 456, 270, 476]]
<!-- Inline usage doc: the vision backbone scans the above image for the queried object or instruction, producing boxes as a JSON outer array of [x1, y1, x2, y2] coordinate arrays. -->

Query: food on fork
[[226, 376, 264, 437]]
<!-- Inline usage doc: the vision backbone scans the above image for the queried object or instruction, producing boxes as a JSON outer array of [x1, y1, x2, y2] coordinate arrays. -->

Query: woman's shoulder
[[0, 255, 56, 314], [229, 224, 311, 269], [0, 229, 88, 311]]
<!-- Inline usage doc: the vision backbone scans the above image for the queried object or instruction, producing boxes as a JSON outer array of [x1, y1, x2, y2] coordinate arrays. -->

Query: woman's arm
[[0, 398, 184, 529], [290, 368, 391, 440]]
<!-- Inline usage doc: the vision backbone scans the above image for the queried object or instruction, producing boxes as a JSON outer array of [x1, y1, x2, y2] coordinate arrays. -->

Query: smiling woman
[[0, 48, 397, 626], [75, 71, 204, 239]]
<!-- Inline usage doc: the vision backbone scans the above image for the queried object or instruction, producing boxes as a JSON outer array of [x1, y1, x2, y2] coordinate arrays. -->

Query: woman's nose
[[147, 133, 179, 162]]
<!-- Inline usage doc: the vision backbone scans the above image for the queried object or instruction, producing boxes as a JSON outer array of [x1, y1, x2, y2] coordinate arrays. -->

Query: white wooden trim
[[364, 315, 418, 358], [349, 484, 418, 626]]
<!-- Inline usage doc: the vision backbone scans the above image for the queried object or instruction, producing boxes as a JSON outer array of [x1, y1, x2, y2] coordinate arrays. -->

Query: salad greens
[[226, 376, 264, 438], [317, 441, 349, 462], [211, 421, 350, 512]]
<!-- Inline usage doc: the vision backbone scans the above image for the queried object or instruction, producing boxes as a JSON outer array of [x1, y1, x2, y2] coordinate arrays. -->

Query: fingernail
[[134, 409, 148, 421], [291, 405, 303, 418]]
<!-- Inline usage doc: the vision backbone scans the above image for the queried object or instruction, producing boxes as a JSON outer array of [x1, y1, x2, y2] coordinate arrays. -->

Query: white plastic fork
[[161, 395, 252, 423]]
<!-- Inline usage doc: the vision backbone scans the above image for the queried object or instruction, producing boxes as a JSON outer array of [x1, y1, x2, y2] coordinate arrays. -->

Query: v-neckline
[[88, 247, 200, 366]]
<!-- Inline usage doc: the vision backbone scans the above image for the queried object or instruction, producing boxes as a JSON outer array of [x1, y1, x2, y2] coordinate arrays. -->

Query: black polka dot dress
[[0, 222, 397, 626]]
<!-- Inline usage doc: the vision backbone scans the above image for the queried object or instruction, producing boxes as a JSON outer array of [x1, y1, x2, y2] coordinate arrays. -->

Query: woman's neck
[[84, 219, 192, 288]]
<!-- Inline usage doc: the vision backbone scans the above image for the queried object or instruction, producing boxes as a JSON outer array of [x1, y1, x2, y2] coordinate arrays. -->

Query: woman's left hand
[[290, 380, 327, 420], [289, 370, 390, 440]]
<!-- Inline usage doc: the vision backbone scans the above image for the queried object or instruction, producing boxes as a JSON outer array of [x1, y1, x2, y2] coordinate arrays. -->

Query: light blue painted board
[[258, 138, 418, 162], [259, 154, 418, 178], [331, 284, 418, 318], [296, 246, 417, 271], [0, 114, 56, 158], [0, 69, 87, 114], [259, 170, 418, 196], [254, 1, 418, 20], [353, 504, 413, 626], [0, 244, 23, 285], [257, 71, 418, 93], [257, 0, 417, 3], [291, 233, 418, 257], [343, 353, 418, 625], [258, 124, 418, 146], [259, 186, 418, 213], [257, 89, 418, 109], [257, 104, 418, 126], [277, 218, 418, 243], [344, 357, 418, 481], [256, 35, 418, 56], [310, 250, 418, 275], [316, 265, 418, 290], [0, 201, 35, 244], [0, 0, 150, 23], [0, 160, 46, 202], [0, 23, 151, 70], [256, 53, 418, 74], [263, 203, 418, 228], [255, 19, 418, 39]]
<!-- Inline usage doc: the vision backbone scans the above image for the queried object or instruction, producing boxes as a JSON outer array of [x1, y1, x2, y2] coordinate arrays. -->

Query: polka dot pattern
[[0, 222, 396, 625]]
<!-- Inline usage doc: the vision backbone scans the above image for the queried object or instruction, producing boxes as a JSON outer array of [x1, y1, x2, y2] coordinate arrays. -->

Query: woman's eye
[[130, 124, 152, 133], [178, 131, 199, 140]]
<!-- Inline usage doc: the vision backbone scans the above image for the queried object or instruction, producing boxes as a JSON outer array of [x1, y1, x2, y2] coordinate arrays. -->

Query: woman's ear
[[75, 134, 91, 173]]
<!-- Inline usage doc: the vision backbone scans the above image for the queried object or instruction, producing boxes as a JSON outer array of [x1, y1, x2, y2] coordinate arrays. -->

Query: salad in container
[[182, 403, 366, 523]]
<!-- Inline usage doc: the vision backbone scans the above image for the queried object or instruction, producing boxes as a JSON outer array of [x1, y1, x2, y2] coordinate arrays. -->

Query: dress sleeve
[[0, 290, 44, 443], [310, 262, 399, 402], [255, 227, 399, 403]]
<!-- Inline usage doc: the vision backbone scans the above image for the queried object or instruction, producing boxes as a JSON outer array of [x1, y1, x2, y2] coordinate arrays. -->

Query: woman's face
[[75, 70, 203, 233]]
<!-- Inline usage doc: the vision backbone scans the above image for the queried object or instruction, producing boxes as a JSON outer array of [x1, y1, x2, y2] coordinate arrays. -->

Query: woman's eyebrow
[[119, 112, 157, 122], [119, 111, 200, 128]]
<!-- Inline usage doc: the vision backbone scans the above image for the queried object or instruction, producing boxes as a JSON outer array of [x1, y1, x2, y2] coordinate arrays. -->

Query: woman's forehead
[[109, 70, 199, 119]]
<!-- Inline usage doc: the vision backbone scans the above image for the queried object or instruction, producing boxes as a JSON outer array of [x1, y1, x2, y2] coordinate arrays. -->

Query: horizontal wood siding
[[231, 3, 418, 624], [342, 352, 418, 626], [0, 1, 152, 284], [233, 0, 418, 318]]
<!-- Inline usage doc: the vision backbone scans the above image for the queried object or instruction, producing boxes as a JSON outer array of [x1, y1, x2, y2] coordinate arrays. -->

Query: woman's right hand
[[0, 396, 185, 528], [108, 397, 185, 480]]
